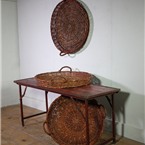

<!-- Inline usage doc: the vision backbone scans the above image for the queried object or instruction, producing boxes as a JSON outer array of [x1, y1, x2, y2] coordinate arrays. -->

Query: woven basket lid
[[51, 0, 89, 56], [44, 96, 107, 145]]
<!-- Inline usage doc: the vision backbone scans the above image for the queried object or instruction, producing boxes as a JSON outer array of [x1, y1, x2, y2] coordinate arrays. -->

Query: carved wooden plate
[[51, 0, 89, 56]]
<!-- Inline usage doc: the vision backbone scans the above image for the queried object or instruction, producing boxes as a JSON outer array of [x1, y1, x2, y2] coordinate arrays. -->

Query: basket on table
[[43, 95, 107, 145], [35, 66, 92, 88]]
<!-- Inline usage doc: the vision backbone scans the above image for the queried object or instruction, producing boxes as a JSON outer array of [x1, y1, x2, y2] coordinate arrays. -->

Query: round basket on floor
[[43, 95, 107, 145]]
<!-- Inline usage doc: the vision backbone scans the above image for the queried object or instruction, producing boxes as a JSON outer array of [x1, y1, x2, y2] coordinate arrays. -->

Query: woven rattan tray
[[43, 95, 107, 145], [35, 66, 92, 88], [51, 0, 89, 56]]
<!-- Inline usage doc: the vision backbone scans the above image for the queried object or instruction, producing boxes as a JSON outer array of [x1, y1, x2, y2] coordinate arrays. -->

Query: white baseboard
[[23, 96, 47, 111], [23, 93, 59, 111], [104, 118, 145, 144]]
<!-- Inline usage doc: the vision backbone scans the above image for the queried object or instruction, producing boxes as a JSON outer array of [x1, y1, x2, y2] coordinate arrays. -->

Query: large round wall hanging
[[51, 0, 89, 56], [43, 95, 107, 145]]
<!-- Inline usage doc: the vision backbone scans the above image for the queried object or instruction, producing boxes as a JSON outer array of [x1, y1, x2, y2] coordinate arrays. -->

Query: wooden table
[[14, 77, 120, 145]]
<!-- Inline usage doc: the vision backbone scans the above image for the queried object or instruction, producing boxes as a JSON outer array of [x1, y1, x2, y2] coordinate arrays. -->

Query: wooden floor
[[1, 104, 144, 145]]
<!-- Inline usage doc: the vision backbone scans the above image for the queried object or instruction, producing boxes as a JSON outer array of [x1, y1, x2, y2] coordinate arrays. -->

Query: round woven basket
[[51, 0, 89, 56], [35, 66, 92, 88], [43, 95, 107, 145]]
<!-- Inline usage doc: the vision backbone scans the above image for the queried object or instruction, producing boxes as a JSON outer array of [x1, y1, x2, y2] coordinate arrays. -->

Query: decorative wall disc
[[51, 0, 89, 56]]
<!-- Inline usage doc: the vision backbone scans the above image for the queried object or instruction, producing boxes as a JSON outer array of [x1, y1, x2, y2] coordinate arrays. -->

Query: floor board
[[1, 105, 144, 145]]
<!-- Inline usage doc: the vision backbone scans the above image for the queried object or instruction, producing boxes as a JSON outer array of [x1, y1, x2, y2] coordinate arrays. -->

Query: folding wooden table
[[14, 77, 120, 145]]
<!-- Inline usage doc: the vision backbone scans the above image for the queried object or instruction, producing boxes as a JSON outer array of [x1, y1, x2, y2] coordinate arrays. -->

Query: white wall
[[17, 0, 145, 143], [144, 1, 145, 143], [111, 0, 144, 142], [1, 0, 20, 107]]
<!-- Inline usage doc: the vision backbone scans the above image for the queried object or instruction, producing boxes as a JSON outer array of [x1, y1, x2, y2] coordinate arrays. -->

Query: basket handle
[[59, 66, 72, 73], [60, 52, 67, 56], [43, 121, 51, 136], [99, 104, 107, 118]]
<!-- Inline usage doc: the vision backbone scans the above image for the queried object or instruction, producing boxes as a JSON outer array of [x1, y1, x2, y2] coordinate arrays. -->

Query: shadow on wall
[[114, 91, 130, 137], [90, 74, 101, 85], [90, 74, 130, 137]]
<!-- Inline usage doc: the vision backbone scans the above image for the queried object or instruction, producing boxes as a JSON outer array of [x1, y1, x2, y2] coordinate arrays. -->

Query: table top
[[14, 78, 120, 100]]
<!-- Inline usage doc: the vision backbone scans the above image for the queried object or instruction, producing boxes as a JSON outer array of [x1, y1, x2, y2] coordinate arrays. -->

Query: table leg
[[18, 86, 48, 126], [112, 94, 116, 143], [19, 85, 24, 126], [45, 91, 48, 112], [85, 100, 89, 145]]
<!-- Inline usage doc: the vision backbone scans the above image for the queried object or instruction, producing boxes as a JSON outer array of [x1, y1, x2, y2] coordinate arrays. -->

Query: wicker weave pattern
[[51, 0, 89, 56], [35, 66, 92, 88], [43, 96, 107, 145]]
